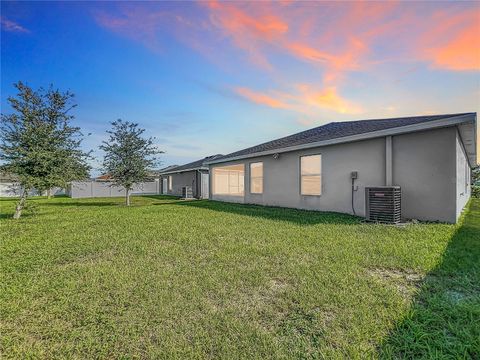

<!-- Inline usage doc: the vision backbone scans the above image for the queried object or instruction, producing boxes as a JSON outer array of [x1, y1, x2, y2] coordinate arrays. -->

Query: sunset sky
[[1, 1, 479, 171]]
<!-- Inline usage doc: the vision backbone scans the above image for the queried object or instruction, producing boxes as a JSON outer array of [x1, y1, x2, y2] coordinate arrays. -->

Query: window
[[212, 164, 244, 196], [301, 155, 321, 195], [250, 162, 263, 194], [168, 176, 173, 191]]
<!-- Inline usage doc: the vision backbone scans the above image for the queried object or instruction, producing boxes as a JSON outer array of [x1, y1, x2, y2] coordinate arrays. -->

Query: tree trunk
[[125, 188, 130, 206], [13, 190, 28, 219], [47, 188, 51, 199]]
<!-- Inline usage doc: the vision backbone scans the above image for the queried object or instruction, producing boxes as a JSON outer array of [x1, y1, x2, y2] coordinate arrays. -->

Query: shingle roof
[[160, 154, 223, 174], [212, 113, 474, 162]]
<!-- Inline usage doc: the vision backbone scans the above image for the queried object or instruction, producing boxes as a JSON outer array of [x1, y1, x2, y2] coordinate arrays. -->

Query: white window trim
[[300, 154, 322, 196], [250, 162, 263, 194], [212, 165, 245, 196]]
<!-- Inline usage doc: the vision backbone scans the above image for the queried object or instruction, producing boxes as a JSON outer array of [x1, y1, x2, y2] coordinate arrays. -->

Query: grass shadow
[[40, 201, 120, 207], [137, 194, 182, 202], [0, 212, 15, 219], [379, 200, 480, 358], [174, 199, 361, 225], [0, 194, 68, 202]]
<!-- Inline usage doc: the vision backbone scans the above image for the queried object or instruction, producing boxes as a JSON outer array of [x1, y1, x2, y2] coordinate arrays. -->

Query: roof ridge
[[332, 112, 473, 125]]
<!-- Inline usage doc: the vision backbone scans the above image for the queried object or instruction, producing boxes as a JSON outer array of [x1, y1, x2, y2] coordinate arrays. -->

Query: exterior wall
[[210, 126, 470, 223], [163, 171, 196, 197], [455, 130, 471, 219], [161, 170, 208, 198], [69, 180, 159, 198], [0, 183, 64, 197], [392, 127, 457, 223], [211, 137, 386, 216]]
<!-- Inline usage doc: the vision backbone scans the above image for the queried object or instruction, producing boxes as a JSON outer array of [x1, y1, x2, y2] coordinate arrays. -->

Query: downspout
[[351, 177, 356, 216], [386, 136, 393, 186], [196, 170, 201, 199]]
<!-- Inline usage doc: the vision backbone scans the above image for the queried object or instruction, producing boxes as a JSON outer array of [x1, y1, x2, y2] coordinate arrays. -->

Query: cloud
[[286, 38, 367, 85], [93, 2, 480, 76], [234, 87, 290, 109], [92, 1, 479, 125], [296, 84, 363, 114], [204, 0, 288, 69], [1, 17, 30, 33], [423, 19, 480, 71], [94, 7, 171, 53], [234, 84, 362, 115]]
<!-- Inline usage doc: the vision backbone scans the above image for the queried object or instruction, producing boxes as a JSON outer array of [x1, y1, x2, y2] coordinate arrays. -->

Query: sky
[[1, 1, 479, 174]]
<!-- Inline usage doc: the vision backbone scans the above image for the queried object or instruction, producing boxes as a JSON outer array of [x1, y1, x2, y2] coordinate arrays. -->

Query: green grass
[[1, 196, 479, 359]]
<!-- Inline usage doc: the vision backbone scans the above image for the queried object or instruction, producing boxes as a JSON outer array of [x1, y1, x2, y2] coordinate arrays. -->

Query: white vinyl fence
[[0, 182, 65, 197], [67, 180, 160, 198]]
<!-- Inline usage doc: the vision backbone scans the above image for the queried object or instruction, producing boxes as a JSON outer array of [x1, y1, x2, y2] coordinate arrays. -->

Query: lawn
[[1, 196, 479, 359]]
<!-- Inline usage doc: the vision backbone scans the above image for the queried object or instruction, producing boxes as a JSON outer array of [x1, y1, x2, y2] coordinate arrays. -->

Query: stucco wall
[[210, 126, 470, 223], [162, 170, 209, 198], [455, 130, 471, 219], [392, 127, 457, 223], [211, 137, 386, 216], [165, 171, 197, 197]]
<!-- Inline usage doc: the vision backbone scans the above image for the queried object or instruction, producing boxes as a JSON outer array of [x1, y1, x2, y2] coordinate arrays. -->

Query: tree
[[473, 165, 480, 199], [473, 165, 479, 184], [0, 82, 91, 219], [100, 120, 162, 206]]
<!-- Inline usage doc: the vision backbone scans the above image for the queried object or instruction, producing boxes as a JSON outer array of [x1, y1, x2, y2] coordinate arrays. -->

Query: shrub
[[472, 185, 480, 199]]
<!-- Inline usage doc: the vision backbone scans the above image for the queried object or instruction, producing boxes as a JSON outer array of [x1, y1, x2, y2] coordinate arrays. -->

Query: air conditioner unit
[[365, 186, 401, 224], [182, 186, 193, 199]]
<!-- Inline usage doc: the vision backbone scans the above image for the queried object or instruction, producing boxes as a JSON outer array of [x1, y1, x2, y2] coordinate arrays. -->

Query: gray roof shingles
[[160, 154, 223, 173], [212, 113, 474, 162]]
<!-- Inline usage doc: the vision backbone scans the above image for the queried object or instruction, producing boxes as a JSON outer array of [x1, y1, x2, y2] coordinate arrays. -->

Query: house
[[94, 174, 113, 182], [159, 155, 223, 198], [206, 113, 477, 223], [0, 171, 65, 197]]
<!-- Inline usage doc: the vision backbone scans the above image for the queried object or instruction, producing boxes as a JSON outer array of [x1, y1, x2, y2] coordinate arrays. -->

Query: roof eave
[[205, 113, 476, 166], [159, 166, 208, 175]]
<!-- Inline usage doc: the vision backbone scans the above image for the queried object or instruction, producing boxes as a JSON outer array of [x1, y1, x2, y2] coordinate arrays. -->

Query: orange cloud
[[207, 1, 288, 40], [235, 84, 362, 115], [426, 22, 480, 71], [199, 1, 382, 85], [205, 0, 288, 69], [286, 43, 335, 64], [297, 84, 363, 114], [286, 37, 367, 85], [93, 0, 480, 120], [235, 87, 290, 109]]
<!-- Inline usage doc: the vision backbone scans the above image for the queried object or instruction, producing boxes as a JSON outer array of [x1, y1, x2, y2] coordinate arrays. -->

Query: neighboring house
[[159, 155, 223, 198], [94, 174, 113, 182], [206, 113, 477, 223], [153, 165, 178, 177], [0, 171, 65, 197]]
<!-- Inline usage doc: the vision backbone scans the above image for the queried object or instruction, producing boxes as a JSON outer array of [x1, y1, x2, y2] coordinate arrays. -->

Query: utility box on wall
[[365, 186, 401, 224]]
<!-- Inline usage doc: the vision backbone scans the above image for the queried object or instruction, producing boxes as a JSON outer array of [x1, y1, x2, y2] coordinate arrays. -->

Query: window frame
[[212, 164, 245, 196], [300, 154, 322, 196], [249, 161, 264, 194]]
